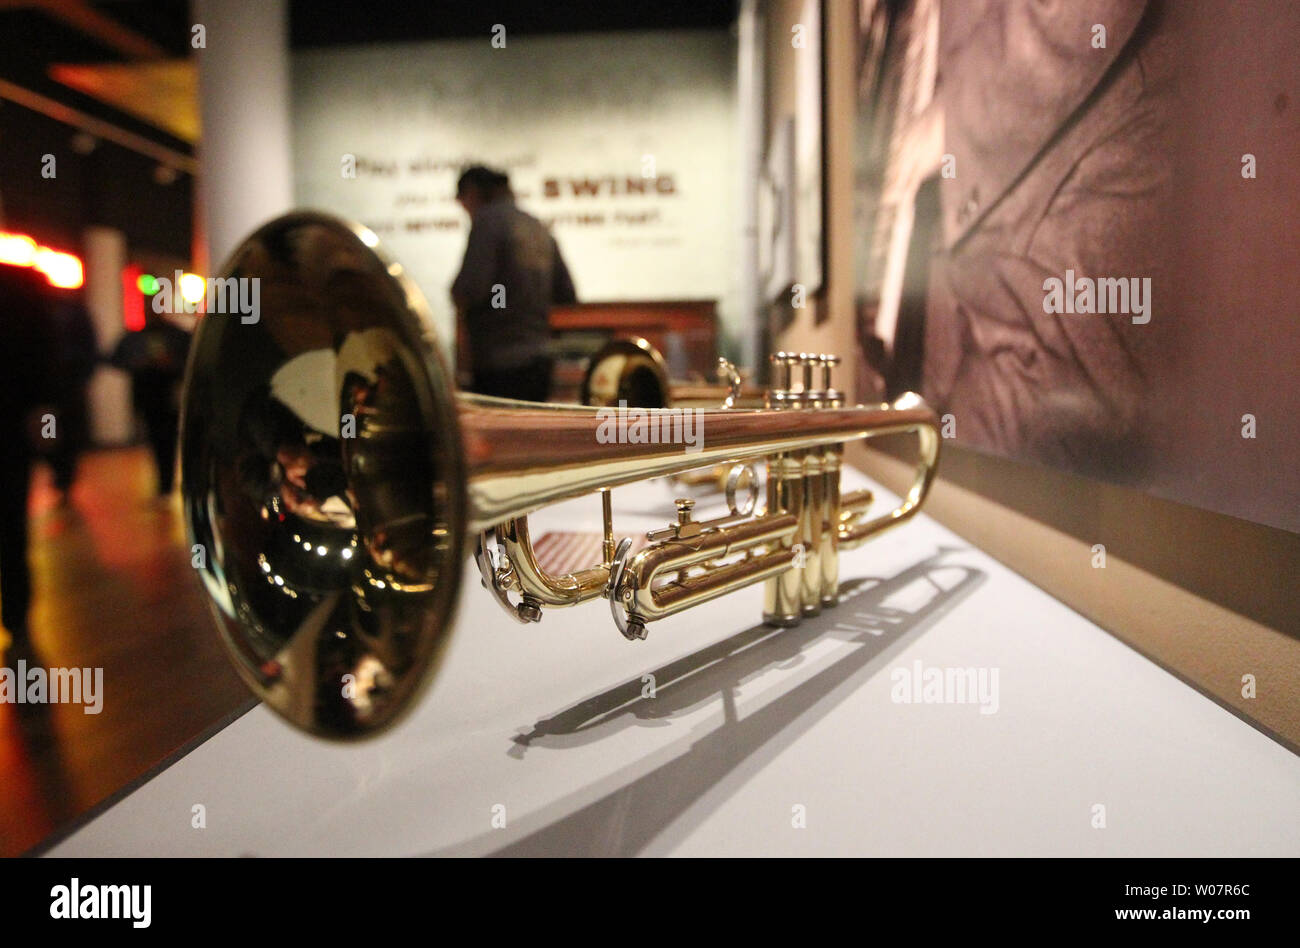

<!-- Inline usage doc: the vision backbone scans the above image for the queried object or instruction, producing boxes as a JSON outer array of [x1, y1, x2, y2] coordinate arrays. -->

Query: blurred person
[[47, 289, 98, 500], [0, 262, 57, 643], [451, 165, 576, 401], [110, 311, 191, 495]]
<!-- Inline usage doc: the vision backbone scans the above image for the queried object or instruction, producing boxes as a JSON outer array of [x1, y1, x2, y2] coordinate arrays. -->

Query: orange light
[[0, 230, 85, 289], [0, 232, 38, 267], [35, 247, 85, 290]]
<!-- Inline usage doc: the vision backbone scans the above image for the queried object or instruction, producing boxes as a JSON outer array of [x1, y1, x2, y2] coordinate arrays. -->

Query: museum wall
[[289, 30, 742, 360], [834, 0, 1300, 747], [765, 0, 859, 387]]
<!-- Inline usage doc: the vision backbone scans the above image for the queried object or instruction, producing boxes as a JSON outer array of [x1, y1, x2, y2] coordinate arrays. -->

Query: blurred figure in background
[[452, 164, 576, 402], [0, 262, 57, 643], [47, 289, 98, 501], [110, 311, 190, 495]]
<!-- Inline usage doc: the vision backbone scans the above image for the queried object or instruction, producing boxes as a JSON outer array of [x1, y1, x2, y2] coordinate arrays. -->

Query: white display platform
[[48, 468, 1300, 856]]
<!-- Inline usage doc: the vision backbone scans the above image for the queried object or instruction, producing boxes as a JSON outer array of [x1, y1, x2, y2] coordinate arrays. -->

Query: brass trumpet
[[180, 212, 940, 740]]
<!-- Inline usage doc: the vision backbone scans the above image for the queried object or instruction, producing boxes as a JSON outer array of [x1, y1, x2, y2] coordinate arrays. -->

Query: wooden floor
[[0, 447, 249, 857]]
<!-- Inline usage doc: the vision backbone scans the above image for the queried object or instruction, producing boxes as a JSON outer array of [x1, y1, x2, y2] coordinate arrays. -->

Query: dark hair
[[456, 165, 511, 200]]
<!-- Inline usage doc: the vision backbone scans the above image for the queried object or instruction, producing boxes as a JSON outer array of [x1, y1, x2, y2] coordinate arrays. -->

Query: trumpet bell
[[580, 336, 671, 408], [180, 212, 467, 740]]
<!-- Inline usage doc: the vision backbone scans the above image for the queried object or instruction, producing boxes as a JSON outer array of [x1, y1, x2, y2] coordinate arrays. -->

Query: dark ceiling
[[288, 0, 739, 47]]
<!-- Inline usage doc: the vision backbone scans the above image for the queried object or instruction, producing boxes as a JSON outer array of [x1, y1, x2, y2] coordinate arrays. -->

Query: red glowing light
[[122, 264, 145, 332]]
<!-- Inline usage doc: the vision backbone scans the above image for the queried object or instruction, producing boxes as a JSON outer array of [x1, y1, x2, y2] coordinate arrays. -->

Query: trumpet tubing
[[180, 212, 940, 740]]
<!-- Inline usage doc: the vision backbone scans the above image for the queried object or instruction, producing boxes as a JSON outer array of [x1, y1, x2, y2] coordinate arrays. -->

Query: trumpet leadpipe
[[458, 396, 938, 532]]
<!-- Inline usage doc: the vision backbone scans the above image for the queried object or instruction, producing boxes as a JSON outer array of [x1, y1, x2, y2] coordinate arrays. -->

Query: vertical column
[[735, 0, 765, 371], [83, 226, 132, 444], [193, 0, 294, 269]]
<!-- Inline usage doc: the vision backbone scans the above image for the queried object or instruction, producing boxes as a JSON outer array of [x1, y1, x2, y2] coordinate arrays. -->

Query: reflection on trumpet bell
[[180, 211, 940, 742]]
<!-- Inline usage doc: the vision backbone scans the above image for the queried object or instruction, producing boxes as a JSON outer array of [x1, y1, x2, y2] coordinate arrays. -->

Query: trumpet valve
[[820, 354, 843, 407], [798, 353, 826, 408], [767, 351, 802, 410]]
